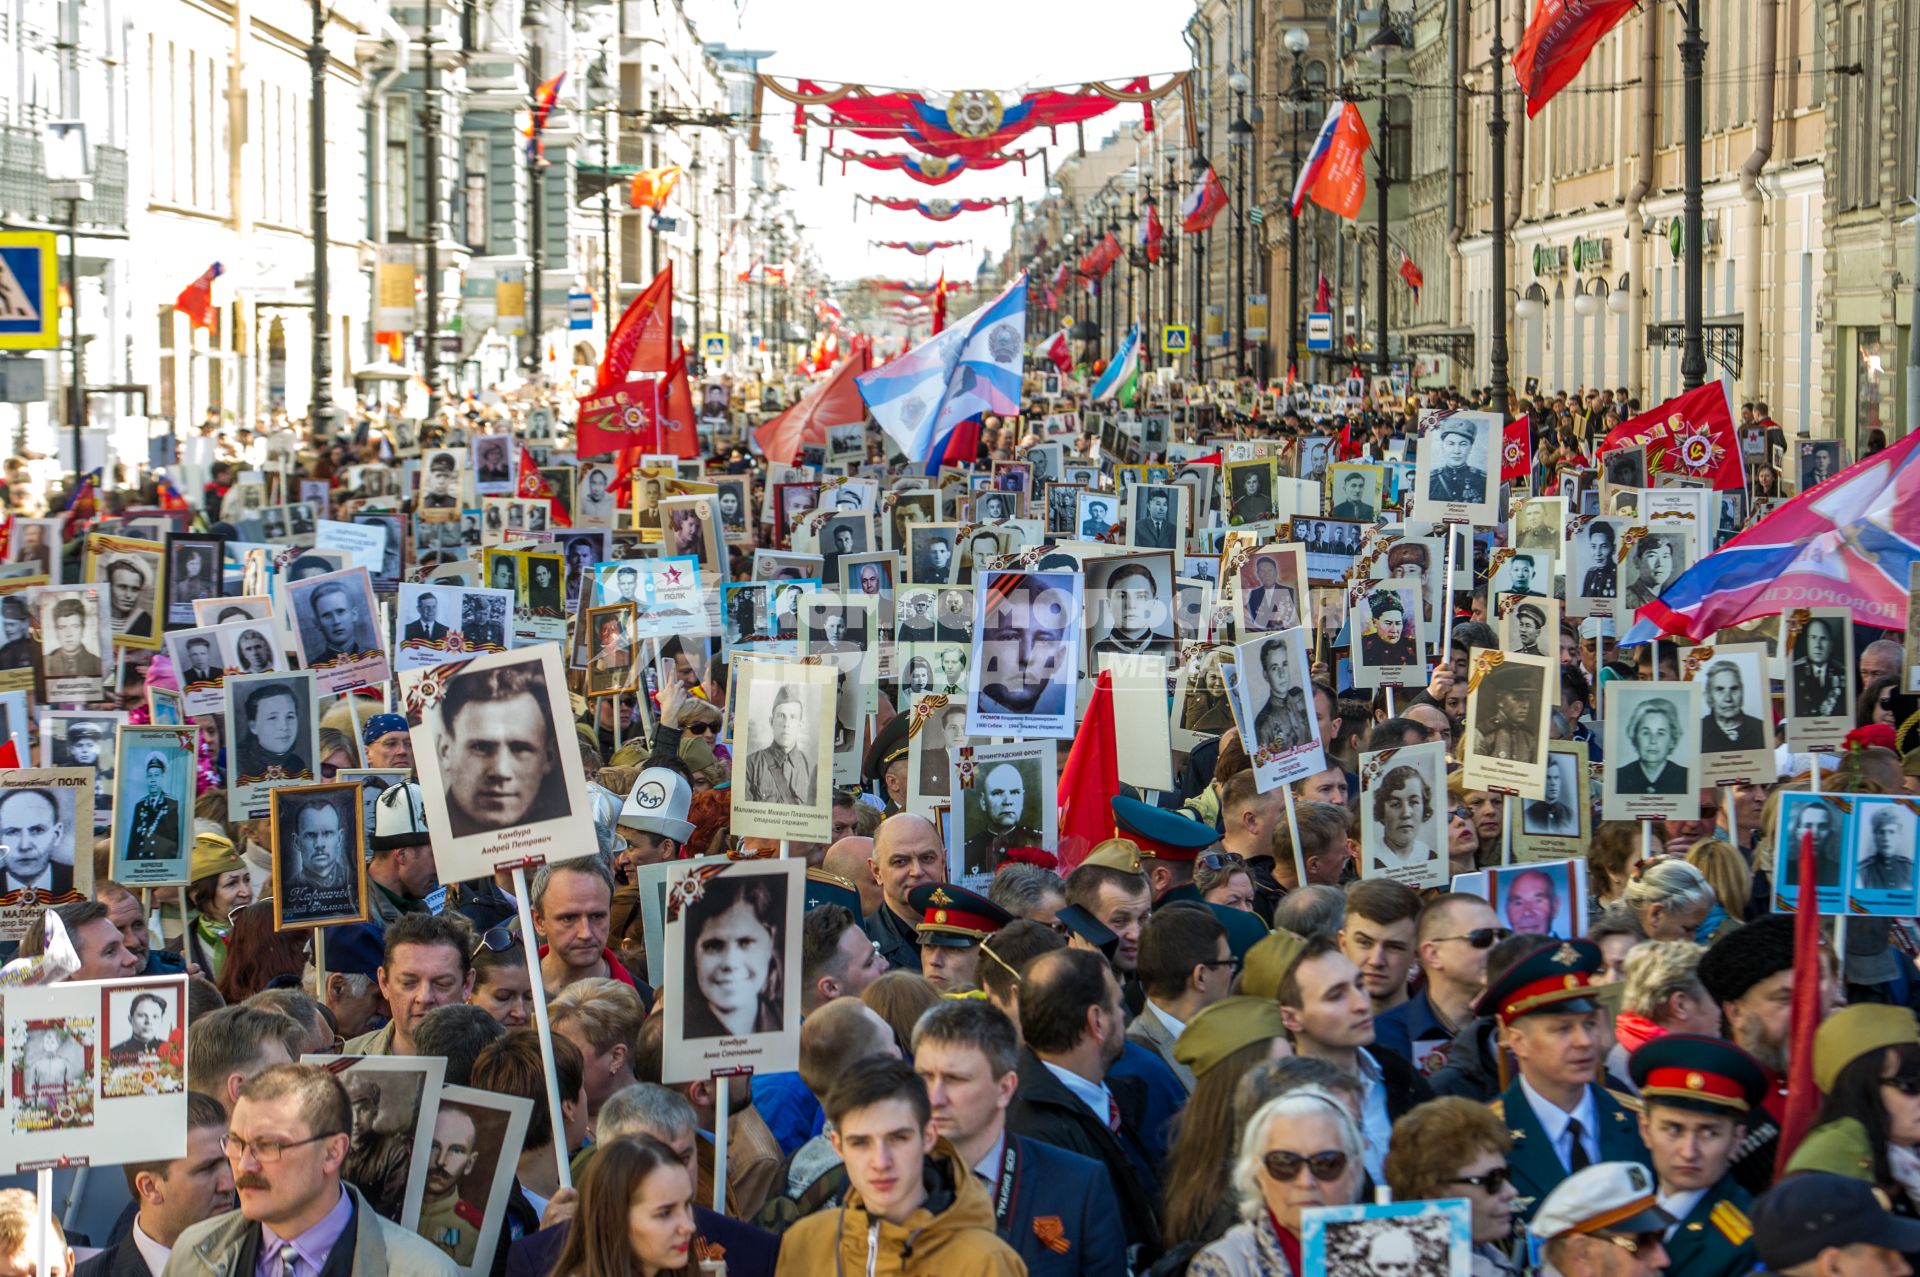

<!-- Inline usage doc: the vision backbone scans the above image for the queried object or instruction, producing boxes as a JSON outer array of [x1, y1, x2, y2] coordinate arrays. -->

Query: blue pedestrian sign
[[1306, 311, 1333, 353], [0, 232, 57, 351]]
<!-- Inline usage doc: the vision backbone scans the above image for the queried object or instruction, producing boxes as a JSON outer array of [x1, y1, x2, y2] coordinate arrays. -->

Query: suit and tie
[[404, 618, 449, 643], [977, 1134, 1130, 1277], [1491, 1079, 1651, 1224]]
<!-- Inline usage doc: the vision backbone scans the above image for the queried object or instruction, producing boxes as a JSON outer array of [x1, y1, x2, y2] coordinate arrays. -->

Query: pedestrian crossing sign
[[702, 332, 728, 360], [0, 232, 56, 351], [1162, 324, 1191, 354]]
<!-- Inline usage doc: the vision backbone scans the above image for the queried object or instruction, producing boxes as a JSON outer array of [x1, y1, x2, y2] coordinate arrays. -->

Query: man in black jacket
[[862, 814, 946, 971], [1004, 947, 1163, 1269]]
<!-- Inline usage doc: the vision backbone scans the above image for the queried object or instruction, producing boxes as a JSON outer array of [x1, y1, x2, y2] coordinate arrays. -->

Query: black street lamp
[[308, 0, 334, 434], [1679, 0, 1706, 388], [1366, 26, 1405, 374], [1283, 27, 1311, 380], [689, 151, 706, 373], [522, 4, 543, 378], [1229, 71, 1253, 378], [422, 22, 443, 418], [1489, 0, 1511, 419]]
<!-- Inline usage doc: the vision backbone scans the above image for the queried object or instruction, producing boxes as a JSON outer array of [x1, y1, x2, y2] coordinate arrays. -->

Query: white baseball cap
[[618, 766, 694, 843], [370, 782, 431, 851]]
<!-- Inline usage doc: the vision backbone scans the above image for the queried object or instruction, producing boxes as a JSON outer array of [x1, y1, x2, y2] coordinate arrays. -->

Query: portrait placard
[[37, 585, 108, 704], [1494, 592, 1559, 668], [41, 712, 123, 833], [728, 659, 837, 843], [1222, 457, 1280, 524], [1601, 680, 1702, 821], [1125, 483, 1189, 564], [1784, 607, 1855, 752], [1326, 463, 1384, 521], [1412, 410, 1500, 525], [2, 975, 189, 1171], [1774, 792, 1852, 916], [966, 569, 1082, 740], [1170, 647, 1238, 750], [1510, 740, 1591, 861], [1460, 649, 1553, 799], [1358, 741, 1449, 889], [8, 517, 63, 581], [162, 534, 226, 629], [1349, 580, 1426, 689], [270, 782, 370, 929], [1229, 627, 1328, 793], [592, 556, 706, 640], [1566, 515, 1625, 618], [1229, 544, 1308, 636], [414, 1085, 533, 1276], [110, 728, 196, 888], [0, 577, 44, 695], [1683, 642, 1774, 786], [402, 645, 596, 879], [194, 593, 271, 626], [1487, 549, 1549, 599], [1300, 1198, 1471, 1277], [948, 740, 1057, 889], [1085, 553, 1177, 661], [660, 858, 803, 1084], [286, 566, 390, 694], [393, 583, 514, 670], [300, 1054, 445, 1228], [1488, 859, 1586, 939], [1613, 524, 1695, 626], [800, 594, 879, 715], [1511, 495, 1565, 558], [84, 534, 166, 650], [660, 495, 727, 580], [905, 693, 968, 821], [0, 769, 92, 937], [225, 671, 320, 822], [584, 604, 640, 696]]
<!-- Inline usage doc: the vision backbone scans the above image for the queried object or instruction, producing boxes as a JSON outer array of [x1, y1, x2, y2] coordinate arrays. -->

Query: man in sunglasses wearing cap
[[1484, 939, 1651, 1223], [1625, 1034, 1767, 1277], [1747, 1171, 1920, 1277], [1530, 1162, 1674, 1277]]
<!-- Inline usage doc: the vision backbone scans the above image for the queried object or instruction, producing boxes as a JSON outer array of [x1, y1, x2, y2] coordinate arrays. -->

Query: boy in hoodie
[[774, 1055, 1022, 1276]]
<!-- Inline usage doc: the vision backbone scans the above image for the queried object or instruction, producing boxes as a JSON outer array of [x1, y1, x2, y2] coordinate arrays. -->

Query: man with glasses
[[1626, 1035, 1767, 1277], [1484, 939, 1652, 1225], [1376, 894, 1508, 1078], [1127, 905, 1231, 1093], [167, 1063, 457, 1277], [1529, 1162, 1673, 1277]]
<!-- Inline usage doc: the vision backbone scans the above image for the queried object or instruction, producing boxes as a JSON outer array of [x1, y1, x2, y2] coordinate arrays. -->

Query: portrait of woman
[[681, 872, 786, 1039], [1618, 695, 1689, 794], [905, 656, 933, 693]]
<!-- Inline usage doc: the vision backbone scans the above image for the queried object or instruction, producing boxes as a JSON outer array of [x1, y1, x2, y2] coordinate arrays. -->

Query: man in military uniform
[[343, 1071, 414, 1223], [418, 1103, 486, 1265], [909, 883, 1012, 993], [1530, 1162, 1675, 1277], [1426, 417, 1487, 504], [1790, 617, 1847, 719], [962, 762, 1041, 875], [1230, 464, 1274, 523], [45, 597, 102, 678], [420, 451, 461, 509], [1079, 499, 1113, 537], [1331, 470, 1376, 520], [1855, 807, 1915, 892], [123, 754, 181, 861], [744, 685, 816, 806], [1252, 635, 1312, 750], [1482, 938, 1651, 1224], [1581, 521, 1619, 598], [1626, 1034, 1766, 1277]]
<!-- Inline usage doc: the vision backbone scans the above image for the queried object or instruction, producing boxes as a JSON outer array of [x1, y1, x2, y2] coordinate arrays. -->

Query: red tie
[[1106, 1095, 1121, 1132]]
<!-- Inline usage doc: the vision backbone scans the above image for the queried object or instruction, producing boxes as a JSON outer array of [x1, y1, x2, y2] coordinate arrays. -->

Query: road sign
[[1246, 294, 1269, 341], [1161, 324, 1191, 354], [702, 332, 729, 360], [567, 291, 594, 331], [1307, 311, 1333, 352], [0, 232, 58, 351]]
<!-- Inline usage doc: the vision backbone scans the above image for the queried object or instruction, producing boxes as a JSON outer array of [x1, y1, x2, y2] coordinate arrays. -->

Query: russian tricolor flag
[[1290, 101, 1371, 219]]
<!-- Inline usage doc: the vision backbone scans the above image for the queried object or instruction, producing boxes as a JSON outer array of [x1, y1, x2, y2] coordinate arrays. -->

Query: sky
[[682, 0, 1195, 291]]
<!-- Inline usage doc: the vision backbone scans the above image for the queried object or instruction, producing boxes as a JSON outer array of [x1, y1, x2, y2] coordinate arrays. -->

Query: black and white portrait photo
[[1797, 439, 1844, 492], [967, 569, 1081, 739], [973, 489, 1015, 523], [1461, 650, 1552, 797], [1328, 464, 1382, 521], [1511, 496, 1564, 554], [1301, 1195, 1470, 1277], [312, 1055, 445, 1229], [1602, 681, 1701, 821], [907, 525, 959, 585], [1617, 531, 1689, 616], [1419, 414, 1490, 504], [111, 728, 193, 886], [104, 984, 182, 1078], [471, 436, 514, 494], [8, 517, 61, 579], [41, 713, 119, 834], [952, 743, 1054, 883], [287, 566, 389, 694], [1224, 458, 1279, 525], [1571, 517, 1624, 614], [163, 536, 224, 628], [1496, 594, 1556, 660], [1075, 492, 1117, 539], [574, 463, 618, 526], [1521, 746, 1585, 840], [729, 661, 836, 842], [586, 605, 639, 696], [38, 587, 106, 704], [271, 783, 368, 928], [661, 858, 802, 1083], [1229, 627, 1327, 792], [1787, 609, 1854, 747], [225, 672, 319, 821], [1087, 557, 1177, 659], [1488, 550, 1548, 599], [1358, 741, 1448, 889], [1776, 792, 1848, 914], [87, 534, 166, 650], [1693, 643, 1773, 785], [0, 773, 90, 918], [1044, 483, 1083, 536], [1603, 445, 1648, 490], [1126, 483, 1186, 555], [888, 490, 938, 553]]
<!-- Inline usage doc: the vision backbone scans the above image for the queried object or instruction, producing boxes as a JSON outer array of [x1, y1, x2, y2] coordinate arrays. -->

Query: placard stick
[[778, 840, 790, 859], [34, 1167, 51, 1277], [1501, 795, 1514, 866], [1385, 686, 1396, 718], [313, 927, 327, 994], [510, 862, 574, 1193], [712, 1075, 732, 1214], [346, 694, 364, 758], [1642, 818, 1655, 864], [1440, 525, 1459, 660], [1281, 784, 1308, 889], [1725, 785, 1738, 851]]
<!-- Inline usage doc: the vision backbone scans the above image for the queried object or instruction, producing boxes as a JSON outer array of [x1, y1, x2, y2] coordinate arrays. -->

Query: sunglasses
[[1449, 806, 1475, 824], [1882, 1072, 1920, 1097], [682, 721, 717, 735], [471, 924, 516, 955], [1451, 1167, 1512, 1195], [1197, 851, 1246, 873], [1261, 1149, 1349, 1183], [1434, 927, 1512, 949]]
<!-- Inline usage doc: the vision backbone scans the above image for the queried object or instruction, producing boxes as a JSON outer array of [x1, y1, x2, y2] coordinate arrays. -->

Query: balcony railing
[[0, 127, 128, 229]]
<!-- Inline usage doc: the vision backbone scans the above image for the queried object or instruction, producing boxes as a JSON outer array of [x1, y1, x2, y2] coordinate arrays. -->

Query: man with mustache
[[417, 1104, 485, 1266]]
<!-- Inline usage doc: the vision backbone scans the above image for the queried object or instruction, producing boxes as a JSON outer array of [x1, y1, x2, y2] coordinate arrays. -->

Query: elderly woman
[[1787, 1004, 1920, 1211], [1619, 697, 1689, 794], [1195, 852, 1257, 912], [1606, 940, 1719, 1075], [1189, 1086, 1365, 1276], [1622, 857, 1718, 940], [1383, 1097, 1522, 1276]]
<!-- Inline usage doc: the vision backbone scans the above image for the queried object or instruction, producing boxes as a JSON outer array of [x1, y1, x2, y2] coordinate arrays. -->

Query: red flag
[[577, 264, 673, 458], [657, 343, 700, 459], [1037, 330, 1073, 376], [1501, 413, 1533, 482], [174, 263, 224, 331], [1315, 271, 1331, 312], [1179, 167, 1230, 234], [1056, 669, 1118, 873], [941, 418, 981, 467], [516, 446, 572, 528], [1141, 201, 1164, 263], [752, 338, 873, 465], [932, 270, 949, 336], [1307, 103, 1371, 219], [1398, 251, 1424, 299], [1775, 828, 1824, 1175], [1598, 382, 1745, 491], [1513, 0, 1638, 118]]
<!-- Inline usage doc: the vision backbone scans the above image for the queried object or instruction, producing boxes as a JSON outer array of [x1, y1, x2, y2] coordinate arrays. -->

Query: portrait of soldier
[[435, 663, 567, 837], [124, 754, 182, 861], [418, 1104, 488, 1265], [744, 685, 817, 806]]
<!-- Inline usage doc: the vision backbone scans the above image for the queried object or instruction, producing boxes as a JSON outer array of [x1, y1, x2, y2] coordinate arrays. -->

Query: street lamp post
[[1488, 0, 1511, 419], [1284, 28, 1310, 380], [307, 1, 333, 435], [1229, 70, 1252, 378], [1190, 156, 1207, 380], [1679, 0, 1706, 388], [1367, 28, 1404, 375], [522, 6, 543, 378], [422, 25, 442, 417], [689, 152, 705, 373], [593, 46, 612, 350]]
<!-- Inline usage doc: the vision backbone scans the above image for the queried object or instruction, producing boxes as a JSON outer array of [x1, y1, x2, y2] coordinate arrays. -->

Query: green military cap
[[1815, 1003, 1920, 1093], [1238, 928, 1309, 1002], [1078, 838, 1144, 874], [1174, 996, 1290, 1079]]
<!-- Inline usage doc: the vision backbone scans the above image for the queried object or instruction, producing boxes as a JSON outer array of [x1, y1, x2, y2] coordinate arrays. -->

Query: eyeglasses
[[1433, 927, 1512, 949], [222, 1131, 343, 1164], [1261, 1149, 1350, 1183], [1197, 851, 1245, 872], [1450, 1166, 1512, 1195], [1881, 1072, 1920, 1097]]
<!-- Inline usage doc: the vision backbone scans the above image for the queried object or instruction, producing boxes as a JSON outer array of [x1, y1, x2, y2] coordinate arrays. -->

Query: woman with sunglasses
[[1447, 802, 1481, 880], [468, 935, 536, 1029], [1787, 1004, 1920, 1211], [1383, 1097, 1522, 1275], [1189, 1086, 1364, 1277]]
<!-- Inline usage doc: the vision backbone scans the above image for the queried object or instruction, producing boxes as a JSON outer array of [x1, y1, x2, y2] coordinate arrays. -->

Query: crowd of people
[[0, 368, 1912, 1277]]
